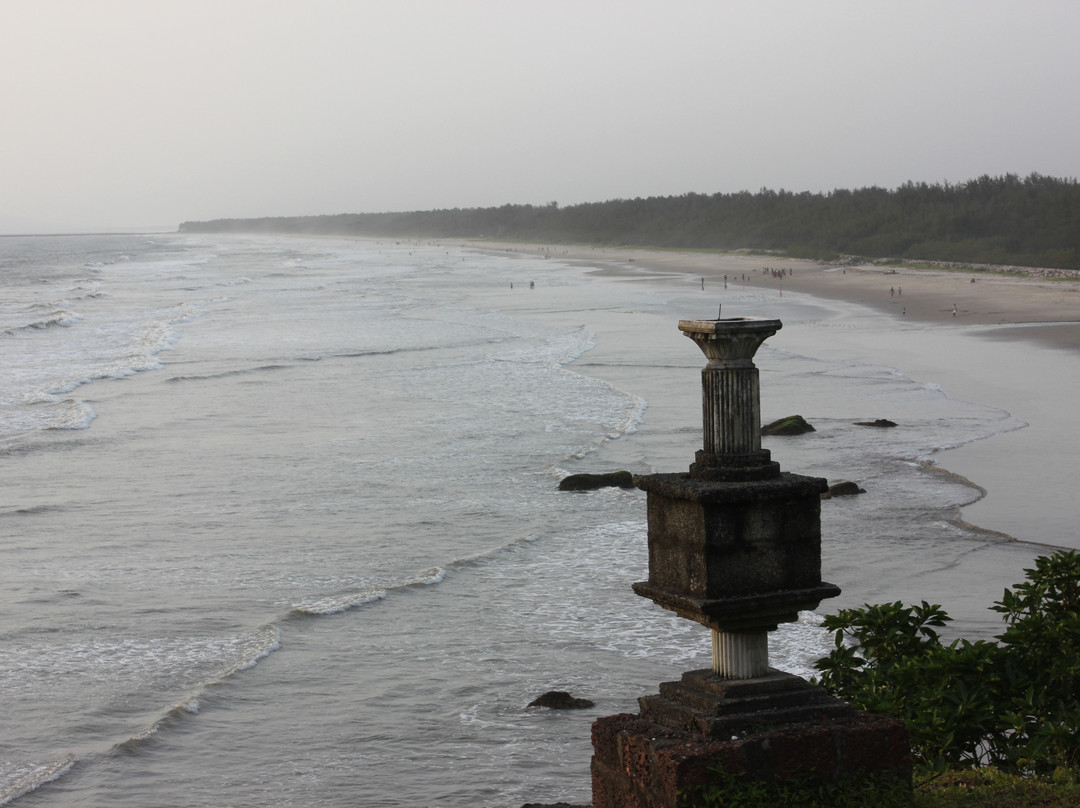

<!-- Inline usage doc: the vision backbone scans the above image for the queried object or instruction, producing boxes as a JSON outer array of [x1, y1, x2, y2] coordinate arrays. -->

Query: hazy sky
[[3, 1, 1079, 233]]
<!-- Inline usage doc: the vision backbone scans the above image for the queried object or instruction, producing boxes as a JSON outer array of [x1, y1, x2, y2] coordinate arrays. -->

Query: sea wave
[[291, 589, 387, 616], [0, 755, 76, 806], [89, 626, 282, 756], [44, 399, 97, 431], [166, 364, 292, 384], [289, 566, 448, 616], [0, 307, 83, 334]]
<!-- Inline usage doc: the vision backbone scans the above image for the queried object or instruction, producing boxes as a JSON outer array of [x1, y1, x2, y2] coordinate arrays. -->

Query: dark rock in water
[[760, 415, 815, 436], [558, 471, 633, 491], [854, 418, 898, 427], [821, 480, 866, 499], [527, 690, 595, 709]]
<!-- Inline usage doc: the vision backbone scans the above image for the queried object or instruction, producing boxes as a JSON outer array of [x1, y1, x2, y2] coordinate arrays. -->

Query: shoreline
[[460, 239, 1080, 556], [459, 240, 1080, 352]]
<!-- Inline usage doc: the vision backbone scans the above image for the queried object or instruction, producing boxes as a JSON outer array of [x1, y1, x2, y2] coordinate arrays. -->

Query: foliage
[[683, 766, 914, 808], [180, 173, 1080, 270], [914, 768, 1080, 808], [680, 756, 1080, 808], [814, 550, 1080, 778]]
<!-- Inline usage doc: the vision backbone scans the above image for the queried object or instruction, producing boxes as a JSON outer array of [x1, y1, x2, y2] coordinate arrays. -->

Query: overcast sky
[[3, 1, 1078, 233]]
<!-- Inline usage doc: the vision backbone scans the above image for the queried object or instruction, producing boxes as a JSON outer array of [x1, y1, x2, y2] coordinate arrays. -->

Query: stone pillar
[[590, 314, 911, 808], [633, 317, 836, 678]]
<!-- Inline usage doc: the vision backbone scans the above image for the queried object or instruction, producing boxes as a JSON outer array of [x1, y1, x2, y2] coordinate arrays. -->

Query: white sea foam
[[0, 755, 76, 806], [292, 590, 387, 616]]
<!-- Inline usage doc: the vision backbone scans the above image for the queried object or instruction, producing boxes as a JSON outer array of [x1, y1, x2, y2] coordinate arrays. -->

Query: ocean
[[0, 233, 1058, 806]]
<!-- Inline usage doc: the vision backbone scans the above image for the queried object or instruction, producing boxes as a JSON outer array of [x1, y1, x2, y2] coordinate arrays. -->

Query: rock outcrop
[[822, 480, 866, 498], [760, 415, 815, 435], [527, 691, 595, 710], [558, 471, 634, 491]]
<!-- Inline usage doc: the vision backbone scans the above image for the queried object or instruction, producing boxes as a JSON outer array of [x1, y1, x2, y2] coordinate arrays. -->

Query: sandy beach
[[466, 241, 1080, 351]]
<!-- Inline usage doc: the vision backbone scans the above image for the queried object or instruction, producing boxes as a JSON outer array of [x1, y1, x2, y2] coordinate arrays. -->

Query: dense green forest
[[179, 173, 1080, 270]]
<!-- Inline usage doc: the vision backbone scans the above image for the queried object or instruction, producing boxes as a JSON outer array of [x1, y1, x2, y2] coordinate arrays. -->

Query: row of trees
[[180, 173, 1080, 270]]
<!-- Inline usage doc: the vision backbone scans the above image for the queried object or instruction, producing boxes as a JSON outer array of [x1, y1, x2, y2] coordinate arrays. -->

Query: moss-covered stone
[[760, 415, 815, 436]]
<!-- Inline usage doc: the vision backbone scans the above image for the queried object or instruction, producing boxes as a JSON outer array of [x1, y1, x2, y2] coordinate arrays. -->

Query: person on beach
[[890, 287, 895, 296], [953, 304, 957, 316]]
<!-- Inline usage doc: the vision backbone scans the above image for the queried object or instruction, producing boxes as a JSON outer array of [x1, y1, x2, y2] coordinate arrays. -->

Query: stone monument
[[590, 316, 911, 808]]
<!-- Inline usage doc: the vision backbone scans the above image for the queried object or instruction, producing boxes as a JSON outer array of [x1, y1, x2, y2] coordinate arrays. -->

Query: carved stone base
[[591, 670, 911, 808]]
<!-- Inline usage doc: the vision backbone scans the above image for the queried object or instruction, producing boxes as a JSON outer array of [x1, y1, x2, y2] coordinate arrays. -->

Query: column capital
[[678, 318, 781, 368]]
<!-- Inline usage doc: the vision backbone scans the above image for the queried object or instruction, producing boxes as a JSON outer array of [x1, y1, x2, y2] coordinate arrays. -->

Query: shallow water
[[0, 234, 1053, 806]]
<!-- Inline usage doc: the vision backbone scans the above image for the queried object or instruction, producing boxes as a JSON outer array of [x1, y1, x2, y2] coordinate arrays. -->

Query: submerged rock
[[558, 471, 634, 491], [822, 480, 866, 499], [527, 691, 595, 710], [760, 415, 815, 436], [854, 418, 898, 427]]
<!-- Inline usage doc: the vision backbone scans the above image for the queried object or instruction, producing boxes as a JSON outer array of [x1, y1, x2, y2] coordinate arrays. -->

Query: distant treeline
[[179, 173, 1080, 270]]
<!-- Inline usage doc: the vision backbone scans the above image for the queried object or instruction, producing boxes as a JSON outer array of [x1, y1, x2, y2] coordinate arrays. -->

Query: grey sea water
[[0, 234, 1048, 806]]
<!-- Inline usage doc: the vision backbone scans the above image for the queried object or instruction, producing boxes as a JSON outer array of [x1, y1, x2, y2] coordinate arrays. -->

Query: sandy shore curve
[[464, 241, 1080, 352]]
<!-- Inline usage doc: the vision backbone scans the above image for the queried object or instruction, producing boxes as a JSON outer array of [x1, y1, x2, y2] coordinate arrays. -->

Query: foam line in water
[[120, 697, 204, 749], [2, 307, 83, 332], [0, 755, 76, 806], [291, 589, 387, 616], [214, 625, 282, 677], [290, 566, 450, 616], [43, 399, 97, 431], [403, 566, 447, 587], [166, 363, 294, 384], [103, 626, 282, 755]]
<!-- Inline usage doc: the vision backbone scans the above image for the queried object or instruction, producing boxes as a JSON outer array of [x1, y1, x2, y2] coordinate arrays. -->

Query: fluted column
[[712, 629, 769, 678], [701, 363, 761, 457], [679, 317, 782, 481]]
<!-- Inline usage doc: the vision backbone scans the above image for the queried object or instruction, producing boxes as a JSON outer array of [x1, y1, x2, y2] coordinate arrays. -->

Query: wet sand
[[466, 241, 1080, 351]]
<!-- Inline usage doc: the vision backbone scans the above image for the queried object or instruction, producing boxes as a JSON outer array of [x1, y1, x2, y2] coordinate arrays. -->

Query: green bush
[[813, 550, 1080, 778], [683, 766, 914, 808]]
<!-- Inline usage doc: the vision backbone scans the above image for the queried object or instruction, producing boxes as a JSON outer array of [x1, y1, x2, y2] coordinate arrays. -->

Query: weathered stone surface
[[591, 679, 912, 808], [854, 418, 898, 427], [632, 471, 835, 631], [760, 414, 815, 435], [590, 315, 910, 807], [528, 690, 595, 709], [558, 471, 634, 491], [822, 481, 866, 499]]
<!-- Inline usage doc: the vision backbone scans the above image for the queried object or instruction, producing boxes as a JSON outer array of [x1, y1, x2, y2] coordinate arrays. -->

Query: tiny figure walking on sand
[[952, 304, 957, 317]]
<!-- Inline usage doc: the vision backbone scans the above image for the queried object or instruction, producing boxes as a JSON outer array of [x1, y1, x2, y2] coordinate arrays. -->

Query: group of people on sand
[[762, 266, 791, 278], [888, 282, 959, 317]]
